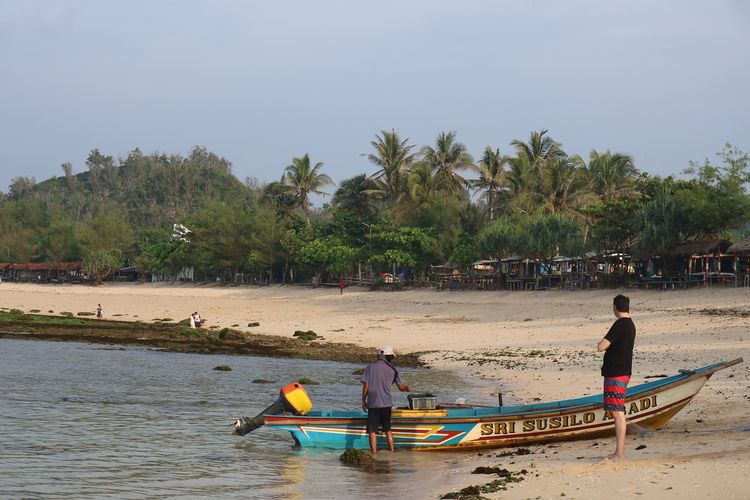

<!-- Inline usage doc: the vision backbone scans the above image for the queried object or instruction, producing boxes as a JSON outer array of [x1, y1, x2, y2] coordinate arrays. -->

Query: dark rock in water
[[351, 368, 365, 376], [293, 330, 318, 341], [340, 448, 375, 465], [252, 379, 274, 384], [297, 377, 319, 385], [213, 365, 232, 371]]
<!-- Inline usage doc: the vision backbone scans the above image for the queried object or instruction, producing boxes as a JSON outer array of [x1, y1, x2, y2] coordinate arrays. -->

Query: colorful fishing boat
[[234, 358, 741, 451]]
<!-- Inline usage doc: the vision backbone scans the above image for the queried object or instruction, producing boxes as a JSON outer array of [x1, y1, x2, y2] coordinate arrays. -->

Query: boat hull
[[262, 359, 741, 450]]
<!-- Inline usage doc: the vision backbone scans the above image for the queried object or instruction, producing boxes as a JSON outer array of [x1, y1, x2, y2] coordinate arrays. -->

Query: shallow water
[[0, 339, 491, 498]]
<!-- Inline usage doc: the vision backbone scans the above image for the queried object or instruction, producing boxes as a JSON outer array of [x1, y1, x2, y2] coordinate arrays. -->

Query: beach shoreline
[[1, 282, 748, 498]]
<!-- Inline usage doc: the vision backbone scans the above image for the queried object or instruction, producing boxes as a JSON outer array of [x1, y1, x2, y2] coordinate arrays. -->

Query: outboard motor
[[233, 382, 312, 436]]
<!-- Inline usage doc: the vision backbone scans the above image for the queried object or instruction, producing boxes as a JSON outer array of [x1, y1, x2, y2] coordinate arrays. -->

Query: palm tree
[[539, 154, 589, 216], [505, 152, 541, 215], [366, 130, 417, 208], [282, 154, 333, 224], [470, 146, 507, 220], [332, 174, 378, 218], [263, 179, 298, 220], [510, 129, 566, 168], [420, 131, 474, 196], [584, 150, 639, 203]]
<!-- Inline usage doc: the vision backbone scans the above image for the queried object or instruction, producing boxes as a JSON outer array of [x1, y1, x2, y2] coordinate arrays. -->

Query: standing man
[[597, 294, 636, 460], [360, 345, 410, 454], [96, 304, 104, 320]]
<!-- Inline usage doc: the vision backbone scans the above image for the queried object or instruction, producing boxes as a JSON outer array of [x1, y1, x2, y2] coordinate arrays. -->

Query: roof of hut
[[1, 262, 82, 271], [727, 237, 750, 254], [673, 239, 731, 256]]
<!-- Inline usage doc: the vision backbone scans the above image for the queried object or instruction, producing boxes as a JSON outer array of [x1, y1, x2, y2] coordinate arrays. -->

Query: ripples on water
[[0, 339, 492, 498]]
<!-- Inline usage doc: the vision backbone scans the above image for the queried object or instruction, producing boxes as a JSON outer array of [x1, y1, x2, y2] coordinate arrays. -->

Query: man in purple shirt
[[360, 345, 410, 453]]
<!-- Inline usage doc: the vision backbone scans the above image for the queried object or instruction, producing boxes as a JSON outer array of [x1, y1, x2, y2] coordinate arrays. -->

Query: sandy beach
[[2, 282, 748, 498]]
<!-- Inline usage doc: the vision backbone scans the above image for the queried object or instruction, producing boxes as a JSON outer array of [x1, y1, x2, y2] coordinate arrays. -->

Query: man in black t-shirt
[[597, 294, 636, 460]]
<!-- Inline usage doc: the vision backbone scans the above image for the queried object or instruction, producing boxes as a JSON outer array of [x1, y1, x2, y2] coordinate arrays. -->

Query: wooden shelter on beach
[[727, 237, 750, 286], [0, 262, 82, 283]]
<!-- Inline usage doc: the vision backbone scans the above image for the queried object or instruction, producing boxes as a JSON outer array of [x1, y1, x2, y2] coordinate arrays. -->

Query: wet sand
[[1, 282, 748, 498]]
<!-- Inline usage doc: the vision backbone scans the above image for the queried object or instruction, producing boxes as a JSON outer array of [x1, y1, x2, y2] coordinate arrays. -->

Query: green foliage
[[83, 249, 123, 285], [478, 217, 522, 258], [449, 233, 479, 269], [1, 140, 748, 284], [367, 223, 437, 271], [634, 187, 686, 258], [515, 214, 585, 260], [299, 237, 357, 274]]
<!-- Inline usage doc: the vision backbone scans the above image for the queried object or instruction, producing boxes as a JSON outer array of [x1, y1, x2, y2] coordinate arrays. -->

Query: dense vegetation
[[1, 132, 748, 284]]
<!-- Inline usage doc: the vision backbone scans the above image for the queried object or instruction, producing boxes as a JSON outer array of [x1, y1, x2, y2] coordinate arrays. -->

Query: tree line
[[1, 131, 748, 284]]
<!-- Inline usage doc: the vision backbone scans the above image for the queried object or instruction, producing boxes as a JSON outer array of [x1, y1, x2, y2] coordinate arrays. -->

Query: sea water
[[0, 339, 492, 498]]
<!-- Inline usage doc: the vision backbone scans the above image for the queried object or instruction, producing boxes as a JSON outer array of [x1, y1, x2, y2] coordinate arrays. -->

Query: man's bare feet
[[604, 452, 625, 460]]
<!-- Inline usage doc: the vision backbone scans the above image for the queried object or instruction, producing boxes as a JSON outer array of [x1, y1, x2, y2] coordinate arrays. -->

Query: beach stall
[[727, 237, 750, 287], [4, 262, 82, 283], [677, 239, 734, 286]]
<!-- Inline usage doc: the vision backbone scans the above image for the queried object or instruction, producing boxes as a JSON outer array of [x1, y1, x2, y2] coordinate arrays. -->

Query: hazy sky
[[2, 0, 749, 194]]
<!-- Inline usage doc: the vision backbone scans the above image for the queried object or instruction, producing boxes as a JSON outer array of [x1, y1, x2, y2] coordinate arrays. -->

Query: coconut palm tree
[[282, 154, 333, 224], [470, 146, 507, 220], [584, 150, 639, 203], [366, 130, 417, 208], [263, 179, 299, 220], [505, 152, 541, 215], [510, 129, 566, 169], [539, 154, 589, 216], [420, 131, 474, 196], [332, 174, 378, 218]]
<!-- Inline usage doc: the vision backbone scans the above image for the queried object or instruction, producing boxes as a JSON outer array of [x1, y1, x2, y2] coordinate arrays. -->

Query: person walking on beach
[[597, 294, 636, 460], [338, 278, 345, 295], [96, 304, 103, 320], [360, 345, 410, 454]]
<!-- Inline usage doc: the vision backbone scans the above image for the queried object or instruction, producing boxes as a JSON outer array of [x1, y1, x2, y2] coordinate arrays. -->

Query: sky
[[1, 0, 749, 195]]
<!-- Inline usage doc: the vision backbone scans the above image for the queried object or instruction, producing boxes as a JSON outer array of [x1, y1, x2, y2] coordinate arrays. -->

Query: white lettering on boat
[[479, 395, 658, 436]]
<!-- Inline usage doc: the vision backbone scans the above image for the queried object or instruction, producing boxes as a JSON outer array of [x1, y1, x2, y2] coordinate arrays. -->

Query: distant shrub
[[77, 312, 96, 316], [30, 309, 41, 313], [48, 309, 54, 313], [10, 309, 24, 315], [247, 322, 260, 327], [60, 311, 74, 317]]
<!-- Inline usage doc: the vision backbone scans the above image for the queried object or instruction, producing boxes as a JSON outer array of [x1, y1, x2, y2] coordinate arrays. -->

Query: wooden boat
[[260, 358, 742, 450]]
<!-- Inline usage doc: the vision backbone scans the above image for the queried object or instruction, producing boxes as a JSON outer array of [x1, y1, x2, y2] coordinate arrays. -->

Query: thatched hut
[[674, 239, 733, 277], [727, 237, 750, 284], [0, 262, 82, 283], [727, 237, 750, 255]]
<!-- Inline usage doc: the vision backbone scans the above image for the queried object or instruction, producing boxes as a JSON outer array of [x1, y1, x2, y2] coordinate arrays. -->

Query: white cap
[[379, 345, 395, 357]]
